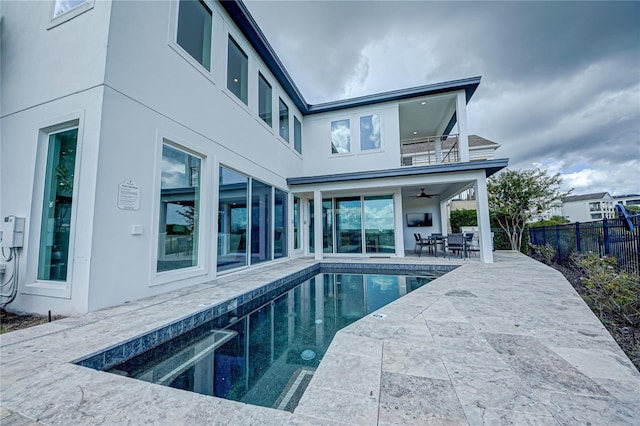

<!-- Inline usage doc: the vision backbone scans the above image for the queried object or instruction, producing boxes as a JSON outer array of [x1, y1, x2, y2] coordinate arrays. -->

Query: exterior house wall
[[1, 1, 111, 314], [1, 0, 505, 314], [562, 194, 615, 222], [302, 104, 402, 176]]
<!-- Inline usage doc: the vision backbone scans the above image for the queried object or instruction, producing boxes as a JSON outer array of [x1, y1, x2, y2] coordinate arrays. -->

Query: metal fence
[[529, 218, 640, 274]]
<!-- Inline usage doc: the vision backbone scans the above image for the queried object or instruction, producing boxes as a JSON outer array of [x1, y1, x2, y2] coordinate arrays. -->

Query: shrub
[[530, 244, 556, 265], [575, 253, 640, 329]]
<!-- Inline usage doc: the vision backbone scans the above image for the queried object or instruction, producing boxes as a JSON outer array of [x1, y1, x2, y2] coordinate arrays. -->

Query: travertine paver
[[1, 252, 639, 425]]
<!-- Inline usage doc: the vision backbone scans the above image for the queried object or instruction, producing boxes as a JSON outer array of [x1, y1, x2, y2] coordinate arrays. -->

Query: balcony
[[400, 134, 460, 166]]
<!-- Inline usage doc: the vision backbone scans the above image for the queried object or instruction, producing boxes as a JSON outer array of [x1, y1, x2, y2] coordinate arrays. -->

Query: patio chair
[[466, 233, 480, 256], [417, 233, 434, 255], [413, 234, 431, 257], [447, 233, 465, 258]]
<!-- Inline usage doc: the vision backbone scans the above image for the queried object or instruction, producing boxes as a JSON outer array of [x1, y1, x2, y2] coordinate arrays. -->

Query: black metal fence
[[529, 218, 640, 274]]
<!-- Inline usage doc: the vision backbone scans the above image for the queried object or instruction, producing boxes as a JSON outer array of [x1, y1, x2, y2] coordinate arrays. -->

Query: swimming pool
[[77, 264, 454, 411]]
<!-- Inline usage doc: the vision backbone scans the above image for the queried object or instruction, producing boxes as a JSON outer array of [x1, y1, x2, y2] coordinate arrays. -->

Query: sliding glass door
[[218, 167, 248, 272], [336, 197, 362, 254], [308, 195, 395, 255]]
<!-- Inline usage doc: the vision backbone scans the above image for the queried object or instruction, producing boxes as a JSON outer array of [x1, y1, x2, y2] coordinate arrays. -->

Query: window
[[309, 199, 333, 254], [157, 144, 201, 272], [293, 196, 301, 250], [274, 189, 288, 258], [258, 73, 272, 126], [336, 197, 361, 253], [589, 202, 601, 211], [53, 0, 87, 18], [38, 128, 79, 281], [331, 119, 350, 153], [279, 99, 289, 142], [364, 196, 394, 253], [591, 213, 602, 219], [294, 117, 302, 154], [227, 36, 248, 104], [360, 115, 381, 150], [218, 167, 249, 272], [251, 180, 272, 265], [177, 0, 212, 71]]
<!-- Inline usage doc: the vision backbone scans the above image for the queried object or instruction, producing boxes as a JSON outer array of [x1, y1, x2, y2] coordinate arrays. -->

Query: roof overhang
[[287, 158, 509, 186]]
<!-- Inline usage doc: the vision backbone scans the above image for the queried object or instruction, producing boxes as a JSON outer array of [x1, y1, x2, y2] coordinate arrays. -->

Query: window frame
[[23, 114, 84, 299], [293, 116, 302, 155], [359, 114, 382, 152], [168, 0, 215, 81], [330, 119, 351, 154], [258, 72, 273, 128], [48, 0, 95, 29], [226, 35, 249, 105], [153, 137, 209, 286], [278, 98, 290, 142]]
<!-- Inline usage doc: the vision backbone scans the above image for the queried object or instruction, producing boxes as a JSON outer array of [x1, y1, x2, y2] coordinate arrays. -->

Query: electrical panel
[[2, 216, 25, 248]]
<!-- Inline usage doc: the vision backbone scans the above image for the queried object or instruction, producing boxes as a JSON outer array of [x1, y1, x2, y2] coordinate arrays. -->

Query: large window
[[274, 189, 288, 258], [227, 36, 248, 104], [218, 167, 249, 272], [157, 144, 201, 272], [177, 0, 212, 71], [258, 73, 272, 126], [336, 197, 362, 253], [251, 180, 272, 265], [309, 199, 333, 254], [279, 99, 289, 142], [38, 128, 78, 281], [294, 117, 302, 154], [293, 196, 301, 250], [360, 115, 381, 151], [331, 119, 350, 153], [364, 196, 394, 253]]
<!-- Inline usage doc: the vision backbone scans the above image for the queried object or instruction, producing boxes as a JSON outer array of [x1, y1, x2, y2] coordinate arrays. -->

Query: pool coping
[[1, 253, 639, 425]]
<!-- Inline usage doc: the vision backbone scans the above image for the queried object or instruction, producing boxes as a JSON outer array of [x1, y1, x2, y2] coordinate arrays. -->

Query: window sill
[[22, 281, 71, 299], [47, 0, 95, 30]]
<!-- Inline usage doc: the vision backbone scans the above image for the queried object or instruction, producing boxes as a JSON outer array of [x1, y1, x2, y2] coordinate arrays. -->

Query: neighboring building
[[0, 0, 507, 314], [614, 194, 640, 208], [562, 192, 616, 222]]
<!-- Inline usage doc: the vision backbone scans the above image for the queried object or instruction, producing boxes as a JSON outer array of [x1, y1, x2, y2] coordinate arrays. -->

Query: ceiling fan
[[412, 188, 436, 198]]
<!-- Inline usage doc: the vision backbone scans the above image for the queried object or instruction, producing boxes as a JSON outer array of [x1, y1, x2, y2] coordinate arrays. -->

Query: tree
[[487, 169, 571, 252]]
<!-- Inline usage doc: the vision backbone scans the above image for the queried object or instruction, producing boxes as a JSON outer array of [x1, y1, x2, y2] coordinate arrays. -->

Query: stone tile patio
[[1, 252, 639, 425]]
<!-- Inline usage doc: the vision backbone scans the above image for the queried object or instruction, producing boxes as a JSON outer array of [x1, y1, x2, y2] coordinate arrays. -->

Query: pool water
[[106, 271, 443, 411]]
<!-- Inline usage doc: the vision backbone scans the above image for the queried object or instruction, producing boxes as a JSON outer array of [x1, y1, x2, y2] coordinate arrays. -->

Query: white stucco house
[[0, 0, 508, 314], [561, 192, 616, 222]]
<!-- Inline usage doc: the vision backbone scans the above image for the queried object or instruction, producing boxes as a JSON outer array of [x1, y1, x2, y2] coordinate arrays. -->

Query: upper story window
[[331, 119, 350, 153], [294, 117, 302, 154], [360, 114, 381, 151], [227, 36, 248, 104], [589, 202, 601, 211], [177, 0, 212, 71], [279, 99, 289, 142], [258, 73, 272, 126], [53, 0, 88, 18]]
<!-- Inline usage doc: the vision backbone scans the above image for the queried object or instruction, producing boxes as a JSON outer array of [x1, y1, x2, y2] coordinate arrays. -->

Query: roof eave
[[222, 1, 481, 116], [287, 158, 508, 186]]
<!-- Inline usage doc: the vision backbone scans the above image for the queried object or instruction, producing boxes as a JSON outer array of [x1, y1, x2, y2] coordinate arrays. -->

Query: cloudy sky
[[244, 0, 640, 196]]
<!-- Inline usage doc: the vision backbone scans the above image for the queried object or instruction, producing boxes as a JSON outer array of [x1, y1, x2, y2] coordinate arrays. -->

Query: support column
[[456, 90, 470, 162], [440, 200, 449, 236], [475, 177, 494, 263], [393, 189, 405, 257], [313, 190, 323, 260]]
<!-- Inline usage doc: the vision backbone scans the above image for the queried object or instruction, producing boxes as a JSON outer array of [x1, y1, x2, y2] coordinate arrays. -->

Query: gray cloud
[[245, 1, 640, 195]]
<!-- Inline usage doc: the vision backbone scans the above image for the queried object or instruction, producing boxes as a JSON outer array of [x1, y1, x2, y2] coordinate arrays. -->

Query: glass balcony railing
[[400, 134, 460, 166]]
